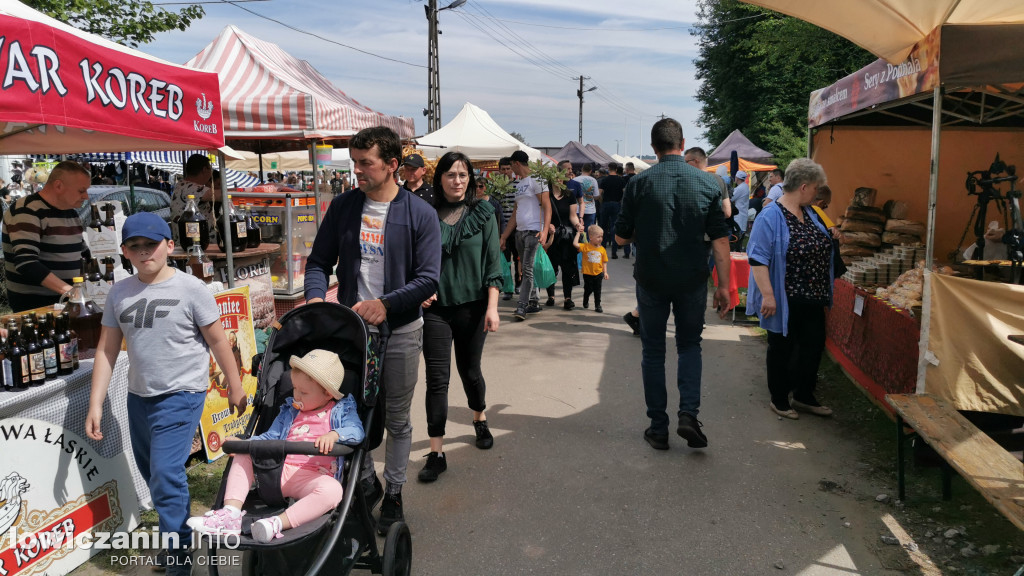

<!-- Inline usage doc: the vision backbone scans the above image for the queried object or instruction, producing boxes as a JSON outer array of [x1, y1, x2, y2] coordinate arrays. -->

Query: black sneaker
[[545, 297, 555, 307], [473, 420, 494, 449], [676, 413, 708, 448], [583, 299, 589, 309], [622, 312, 640, 335], [514, 306, 527, 321], [611, 253, 619, 260], [563, 299, 575, 310], [151, 548, 169, 572], [502, 293, 512, 301], [360, 474, 384, 510], [594, 304, 603, 313], [644, 427, 669, 450], [377, 492, 404, 535], [525, 303, 543, 314], [417, 452, 447, 482]]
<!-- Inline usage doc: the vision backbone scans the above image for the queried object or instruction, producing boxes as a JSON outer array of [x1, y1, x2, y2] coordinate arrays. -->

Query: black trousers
[[765, 300, 826, 407], [504, 243, 520, 289], [423, 299, 489, 438], [582, 273, 603, 305]]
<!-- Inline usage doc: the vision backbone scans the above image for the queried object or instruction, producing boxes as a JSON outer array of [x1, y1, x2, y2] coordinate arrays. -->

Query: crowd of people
[[0, 117, 842, 571]]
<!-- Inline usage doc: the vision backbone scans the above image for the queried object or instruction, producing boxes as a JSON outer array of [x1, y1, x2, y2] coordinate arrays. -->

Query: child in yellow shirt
[[574, 225, 610, 312]]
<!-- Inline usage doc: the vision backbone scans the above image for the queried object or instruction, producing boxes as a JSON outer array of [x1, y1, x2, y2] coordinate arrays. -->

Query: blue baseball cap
[[121, 212, 171, 244]]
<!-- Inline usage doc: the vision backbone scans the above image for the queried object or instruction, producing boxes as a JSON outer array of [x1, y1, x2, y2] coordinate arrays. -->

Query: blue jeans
[[582, 213, 597, 231], [600, 201, 630, 257], [127, 391, 205, 545], [636, 282, 707, 433]]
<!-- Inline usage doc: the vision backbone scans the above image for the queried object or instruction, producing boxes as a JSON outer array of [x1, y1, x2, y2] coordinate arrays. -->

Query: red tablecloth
[[711, 252, 750, 310]]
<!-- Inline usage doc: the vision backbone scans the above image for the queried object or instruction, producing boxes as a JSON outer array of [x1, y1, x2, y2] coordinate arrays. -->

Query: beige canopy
[[742, 1, 1024, 64]]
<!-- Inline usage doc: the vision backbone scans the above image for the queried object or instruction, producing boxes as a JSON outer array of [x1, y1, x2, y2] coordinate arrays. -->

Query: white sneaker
[[251, 516, 284, 543]]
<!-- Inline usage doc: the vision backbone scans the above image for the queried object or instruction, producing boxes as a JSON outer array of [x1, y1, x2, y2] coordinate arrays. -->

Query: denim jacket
[[250, 394, 364, 480], [745, 202, 834, 336]]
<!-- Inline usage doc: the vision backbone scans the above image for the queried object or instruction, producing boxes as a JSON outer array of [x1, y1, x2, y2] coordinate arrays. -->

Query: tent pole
[[311, 139, 322, 229], [916, 85, 943, 394], [258, 152, 264, 183], [218, 151, 234, 288]]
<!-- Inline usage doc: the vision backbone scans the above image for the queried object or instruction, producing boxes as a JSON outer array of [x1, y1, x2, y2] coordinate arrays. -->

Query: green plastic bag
[[534, 248, 556, 289], [500, 253, 515, 293]]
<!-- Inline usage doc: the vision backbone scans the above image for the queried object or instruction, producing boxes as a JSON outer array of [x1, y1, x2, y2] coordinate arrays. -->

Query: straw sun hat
[[289, 349, 345, 400]]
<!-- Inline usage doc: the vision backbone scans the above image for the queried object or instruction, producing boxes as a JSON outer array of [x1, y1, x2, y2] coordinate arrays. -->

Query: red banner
[[0, 13, 223, 150]]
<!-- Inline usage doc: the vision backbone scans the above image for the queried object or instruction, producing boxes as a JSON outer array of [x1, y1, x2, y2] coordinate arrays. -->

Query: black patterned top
[[780, 203, 831, 305]]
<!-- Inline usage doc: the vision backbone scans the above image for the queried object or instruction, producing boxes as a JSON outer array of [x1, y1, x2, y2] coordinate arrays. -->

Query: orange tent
[[703, 159, 777, 175]]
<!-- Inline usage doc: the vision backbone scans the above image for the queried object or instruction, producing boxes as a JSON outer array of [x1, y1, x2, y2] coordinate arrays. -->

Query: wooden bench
[[887, 393, 1024, 531]]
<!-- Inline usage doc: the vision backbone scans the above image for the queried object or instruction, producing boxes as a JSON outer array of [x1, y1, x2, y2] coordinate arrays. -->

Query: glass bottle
[[55, 313, 73, 376], [24, 321, 45, 386], [0, 333, 9, 391], [178, 194, 209, 252], [187, 244, 214, 283], [217, 195, 247, 254], [61, 277, 102, 354], [88, 204, 103, 233], [102, 203, 116, 231], [8, 320, 28, 389], [60, 311, 79, 370], [245, 204, 262, 249], [102, 257, 116, 282], [87, 258, 102, 283], [38, 316, 57, 379]]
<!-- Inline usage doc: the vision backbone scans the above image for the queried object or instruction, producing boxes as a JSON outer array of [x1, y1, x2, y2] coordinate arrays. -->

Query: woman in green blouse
[[418, 151, 503, 483]]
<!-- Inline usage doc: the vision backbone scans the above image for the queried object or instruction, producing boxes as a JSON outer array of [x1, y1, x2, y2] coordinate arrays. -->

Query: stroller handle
[[222, 439, 354, 458]]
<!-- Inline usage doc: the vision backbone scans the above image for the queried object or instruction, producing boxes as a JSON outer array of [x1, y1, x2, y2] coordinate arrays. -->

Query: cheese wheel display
[[840, 245, 877, 258], [852, 187, 878, 207], [840, 219, 884, 234], [884, 219, 926, 236], [882, 231, 923, 245], [883, 199, 909, 220], [845, 206, 886, 224], [840, 231, 883, 248]]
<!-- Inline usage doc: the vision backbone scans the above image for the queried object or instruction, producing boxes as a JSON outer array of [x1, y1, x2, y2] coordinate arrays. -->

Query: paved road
[[81, 255, 907, 575]]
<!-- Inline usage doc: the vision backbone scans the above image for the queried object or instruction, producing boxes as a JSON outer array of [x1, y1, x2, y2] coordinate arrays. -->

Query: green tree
[[26, 0, 205, 47], [693, 0, 874, 167], [509, 131, 529, 145]]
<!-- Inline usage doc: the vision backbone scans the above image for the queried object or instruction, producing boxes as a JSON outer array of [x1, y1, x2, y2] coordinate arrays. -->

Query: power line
[[216, 0, 426, 68], [452, 12, 571, 81], [152, 0, 268, 4]]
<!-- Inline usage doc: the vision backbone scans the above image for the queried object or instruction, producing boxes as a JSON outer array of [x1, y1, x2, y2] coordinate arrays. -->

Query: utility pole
[[614, 139, 622, 155], [425, 0, 465, 132], [576, 76, 596, 143]]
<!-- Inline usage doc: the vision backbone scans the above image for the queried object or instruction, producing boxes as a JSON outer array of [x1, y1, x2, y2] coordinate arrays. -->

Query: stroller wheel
[[382, 521, 412, 576]]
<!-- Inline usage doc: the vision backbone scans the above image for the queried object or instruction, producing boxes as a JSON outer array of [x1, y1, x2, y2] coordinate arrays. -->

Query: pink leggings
[[224, 456, 343, 528]]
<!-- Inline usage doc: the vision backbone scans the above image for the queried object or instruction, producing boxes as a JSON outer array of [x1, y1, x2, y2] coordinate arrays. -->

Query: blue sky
[[144, 0, 708, 156]]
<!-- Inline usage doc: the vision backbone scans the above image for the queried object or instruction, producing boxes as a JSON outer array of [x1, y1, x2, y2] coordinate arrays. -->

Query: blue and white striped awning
[[33, 151, 261, 188]]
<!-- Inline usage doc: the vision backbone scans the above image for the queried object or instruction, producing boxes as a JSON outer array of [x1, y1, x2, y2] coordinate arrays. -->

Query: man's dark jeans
[[600, 201, 630, 257], [636, 282, 707, 434]]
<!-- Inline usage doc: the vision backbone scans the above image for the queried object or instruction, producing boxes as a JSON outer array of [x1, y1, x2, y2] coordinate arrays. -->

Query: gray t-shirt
[[102, 270, 220, 397]]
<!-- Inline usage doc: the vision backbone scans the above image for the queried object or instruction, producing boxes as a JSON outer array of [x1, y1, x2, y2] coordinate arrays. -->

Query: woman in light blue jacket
[[746, 159, 835, 420]]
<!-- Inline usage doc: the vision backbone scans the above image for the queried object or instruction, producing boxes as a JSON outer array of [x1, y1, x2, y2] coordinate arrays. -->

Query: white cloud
[[143, 0, 714, 153]]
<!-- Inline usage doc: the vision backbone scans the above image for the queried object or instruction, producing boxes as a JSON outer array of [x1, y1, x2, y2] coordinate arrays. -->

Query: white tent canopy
[[742, 1, 1024, 64], [612, 154, 651, 171], [416, 102, 544, 161], [225, 149, 350, 173]]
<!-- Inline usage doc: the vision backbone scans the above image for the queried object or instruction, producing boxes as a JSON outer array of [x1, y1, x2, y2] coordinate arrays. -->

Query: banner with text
[[808, 28, 940, 128], [199, 286, 259, 461]]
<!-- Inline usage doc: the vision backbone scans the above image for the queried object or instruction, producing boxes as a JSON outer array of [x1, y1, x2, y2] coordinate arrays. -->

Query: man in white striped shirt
[[2, 161, 89, 311]]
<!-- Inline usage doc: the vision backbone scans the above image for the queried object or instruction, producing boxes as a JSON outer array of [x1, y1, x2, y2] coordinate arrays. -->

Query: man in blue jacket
[[305, 126, 441, 535]]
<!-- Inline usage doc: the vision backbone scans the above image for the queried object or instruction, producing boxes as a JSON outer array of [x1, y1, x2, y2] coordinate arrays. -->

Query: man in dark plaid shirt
[[615, 118, 731, 451]]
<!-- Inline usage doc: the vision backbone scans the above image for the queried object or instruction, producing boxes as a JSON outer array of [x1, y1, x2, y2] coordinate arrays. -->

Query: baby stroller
[[205, 302, 411, 576]]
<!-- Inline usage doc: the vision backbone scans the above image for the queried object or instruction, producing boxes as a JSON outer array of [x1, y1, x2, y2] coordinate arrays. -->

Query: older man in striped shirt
[[3, 161, 89, 311]]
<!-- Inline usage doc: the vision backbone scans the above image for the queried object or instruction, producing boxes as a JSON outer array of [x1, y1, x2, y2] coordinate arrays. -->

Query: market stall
[[0, 0, 228, 569], [743, 0, 1024, 408], [415, 102, 545, 162], [184, 24, 415, 299]]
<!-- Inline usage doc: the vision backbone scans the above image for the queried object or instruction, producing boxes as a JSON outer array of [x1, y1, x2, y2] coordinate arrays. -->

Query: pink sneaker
[[251, 516, 284, 543], [187, 508, 243, 536]]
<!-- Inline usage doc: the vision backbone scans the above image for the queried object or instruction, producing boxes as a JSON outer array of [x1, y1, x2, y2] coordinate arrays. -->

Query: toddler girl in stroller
[[189, 349, 365, 543]]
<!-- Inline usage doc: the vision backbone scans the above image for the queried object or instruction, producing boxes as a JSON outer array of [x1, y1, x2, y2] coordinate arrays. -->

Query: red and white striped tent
[[185, 25, 415, 141]]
